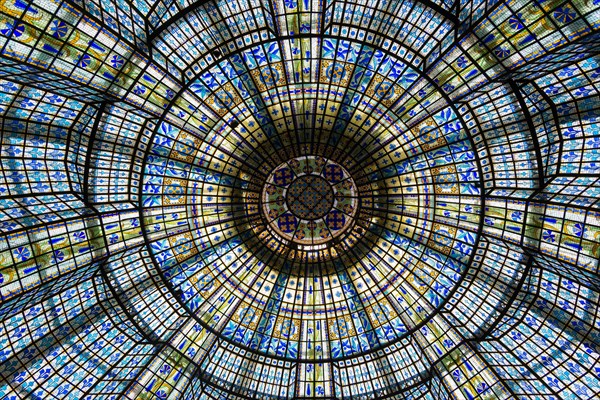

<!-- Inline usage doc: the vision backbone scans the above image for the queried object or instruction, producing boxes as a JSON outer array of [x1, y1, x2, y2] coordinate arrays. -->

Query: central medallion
[[286, 175, 334, 220], [260, 156, 359, 248]]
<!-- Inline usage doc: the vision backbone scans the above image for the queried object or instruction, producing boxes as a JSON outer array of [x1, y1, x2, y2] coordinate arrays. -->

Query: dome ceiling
[[0, 0, 600, 399]]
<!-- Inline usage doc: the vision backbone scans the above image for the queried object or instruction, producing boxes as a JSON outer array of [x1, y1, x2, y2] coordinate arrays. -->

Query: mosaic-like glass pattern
[[0, 0, 599, 399], [261, 156, 358, 247]]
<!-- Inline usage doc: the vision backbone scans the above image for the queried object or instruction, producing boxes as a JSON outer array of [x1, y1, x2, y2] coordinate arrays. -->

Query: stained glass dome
[[1, 0, 600, 398]]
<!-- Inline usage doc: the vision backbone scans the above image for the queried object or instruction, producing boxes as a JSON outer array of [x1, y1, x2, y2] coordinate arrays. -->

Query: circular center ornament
[[286, 175, 334, 220], [261, 156, 359, 248]]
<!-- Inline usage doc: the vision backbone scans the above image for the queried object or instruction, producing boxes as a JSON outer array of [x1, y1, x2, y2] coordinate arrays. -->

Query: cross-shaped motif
[[277, 213, 297, 233], [326, 210, 345, 230], [273, 167, 294, 186], [323, 164, 344, 183]]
